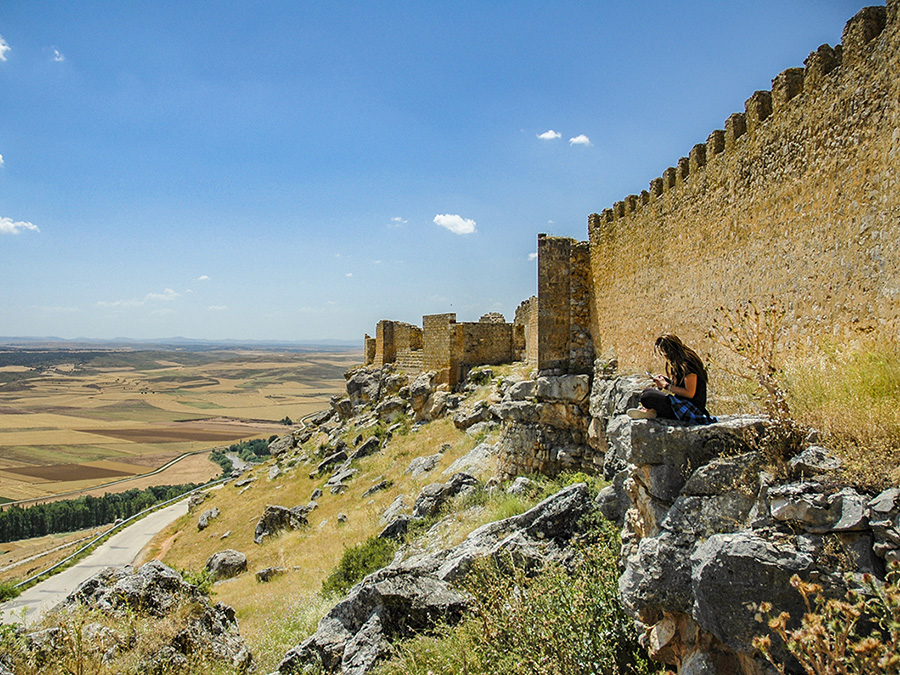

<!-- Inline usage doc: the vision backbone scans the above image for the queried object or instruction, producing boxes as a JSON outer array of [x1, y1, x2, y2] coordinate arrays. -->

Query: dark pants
[[640, 388, 676, 419]]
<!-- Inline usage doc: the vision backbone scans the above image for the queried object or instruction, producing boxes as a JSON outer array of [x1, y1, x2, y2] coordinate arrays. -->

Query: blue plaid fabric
[[668, 395, 717, 425]]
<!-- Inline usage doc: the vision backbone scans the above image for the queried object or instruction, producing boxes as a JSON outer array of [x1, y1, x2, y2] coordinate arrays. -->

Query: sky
[[0, 1, 876, 342]]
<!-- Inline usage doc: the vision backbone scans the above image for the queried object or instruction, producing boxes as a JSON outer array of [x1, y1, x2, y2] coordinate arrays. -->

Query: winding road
[[0, 498, 189, 626]]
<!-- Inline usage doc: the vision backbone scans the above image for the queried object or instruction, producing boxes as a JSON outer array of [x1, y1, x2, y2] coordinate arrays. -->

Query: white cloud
[[0, 154, 4, 167], [345, 272, 353, 278], [53, 48, 65, 62], [528, 252, 538, 261], [537, 130, 561, 140], [207, 305, 228, 311], [97, 287, 180, 308], [569, 134, 592, 146], [0, 217, 39, 235], [196, 274, 210, 281], [388, 217, 407, 228], [433, 213, 476, 235], [0, 36, 9, 62], [146, 288, 179, 301]]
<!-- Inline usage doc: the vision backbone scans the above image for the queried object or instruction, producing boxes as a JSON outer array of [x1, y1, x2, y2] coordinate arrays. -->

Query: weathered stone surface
[[275, 484, 596, 675], [453, 401, 493, 429], [326, 467, 359, 491], [315, 450, 349, 476], [506, 476, 533, 496], [331, 396, 354, 420], [350, 437, 381, 461], [346, 369, 381, 407], [534, 374, 590, 402], [691, 531, 818, 659], [378, 515, 410, 542], [256, 566, 285, 583], [507, 379, 536, 400], [268, 433, 296, 456], [589, 374, 644, 421], [206, 549, 248, 580], [276, 570, 469, 675], [268, 465, 282, 480], [310, 408, 336, 426], [198, 507, 220, 531], [405, 453, 442, 478], [412, 473, 479, 519], [441, 442, 496, 477], [409, 372, 434, 420], [375, 397, 407, 423], [60, 561, 251, 671], [379, 496, 408, 526], [361, 480, 391, 498], [620, 532, 695, 614], [790, 445, 842, 476], [188, 491, 209, 512], [254, 505, 309, 544]]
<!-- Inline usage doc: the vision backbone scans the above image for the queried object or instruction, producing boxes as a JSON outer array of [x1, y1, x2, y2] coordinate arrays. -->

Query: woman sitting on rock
[[627, 334, 717, 424]]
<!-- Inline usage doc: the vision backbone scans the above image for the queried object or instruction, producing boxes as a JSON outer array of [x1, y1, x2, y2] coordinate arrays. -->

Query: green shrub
[[321, 536, 398, 597], [0, 580, 20, 602], [377, 520, 658, 675]]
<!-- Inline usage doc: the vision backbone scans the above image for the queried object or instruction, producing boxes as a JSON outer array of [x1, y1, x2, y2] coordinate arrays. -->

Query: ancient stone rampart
[[537, 235, 594, 375], [588, 3, 899, 370], [514, 296, 538, 365], [365, 312, 527, 388]]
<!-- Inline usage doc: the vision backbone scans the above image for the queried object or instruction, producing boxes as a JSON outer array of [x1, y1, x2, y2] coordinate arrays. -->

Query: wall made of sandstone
[[588, 4, 899, 371], [455, 322, 516, 371], [515, 296, 539, 365]]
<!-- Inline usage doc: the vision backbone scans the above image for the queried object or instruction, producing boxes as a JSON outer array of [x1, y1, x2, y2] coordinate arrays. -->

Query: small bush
[[178, 567, 215, 597], [754, 565, 900, 675], [321, 536, 398, 597], [0, 580, 20, 602], [377, 520, 658, 675]]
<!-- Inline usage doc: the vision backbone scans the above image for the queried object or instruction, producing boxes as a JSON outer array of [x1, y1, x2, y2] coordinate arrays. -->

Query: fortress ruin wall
[[588, 3, 900, 370]]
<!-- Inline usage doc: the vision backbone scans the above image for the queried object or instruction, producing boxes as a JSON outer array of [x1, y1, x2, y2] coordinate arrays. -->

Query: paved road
[[0, 498, 189, 626]]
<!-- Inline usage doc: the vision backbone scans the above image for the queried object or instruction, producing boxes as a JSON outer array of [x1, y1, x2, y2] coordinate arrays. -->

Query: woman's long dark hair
[[654, 334, 708, 385]]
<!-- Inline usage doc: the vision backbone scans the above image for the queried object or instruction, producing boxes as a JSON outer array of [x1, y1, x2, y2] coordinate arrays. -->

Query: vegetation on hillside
[[377, 518, 660, 675], [0, 485, 199, 543]]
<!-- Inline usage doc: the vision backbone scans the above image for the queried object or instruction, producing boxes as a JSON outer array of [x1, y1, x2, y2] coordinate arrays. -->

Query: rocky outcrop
[[273, 484, 595, 675], [58, 561, 252, 671], [254, 505, 309, 544], [496, 373, 595, 476], [607, 409, 889, 674]]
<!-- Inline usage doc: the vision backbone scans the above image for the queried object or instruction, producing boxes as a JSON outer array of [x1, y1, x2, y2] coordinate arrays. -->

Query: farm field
[[0, 346, 360, 503]]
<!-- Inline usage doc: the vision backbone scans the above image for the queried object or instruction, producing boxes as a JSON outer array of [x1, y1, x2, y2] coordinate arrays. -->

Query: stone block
[[772, 67, 805, 110]]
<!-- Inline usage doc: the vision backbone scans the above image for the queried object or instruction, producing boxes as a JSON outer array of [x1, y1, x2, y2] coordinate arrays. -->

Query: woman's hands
[[652, 374, 668, 390]]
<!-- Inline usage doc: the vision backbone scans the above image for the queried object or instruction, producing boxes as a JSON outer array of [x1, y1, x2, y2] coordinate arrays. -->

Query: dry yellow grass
[[149, 407, 497, 672]]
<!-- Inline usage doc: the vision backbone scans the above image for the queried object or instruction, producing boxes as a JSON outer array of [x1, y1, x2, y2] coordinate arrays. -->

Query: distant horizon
[[0, 335, 362, 349], [1, 1, 873, 341]]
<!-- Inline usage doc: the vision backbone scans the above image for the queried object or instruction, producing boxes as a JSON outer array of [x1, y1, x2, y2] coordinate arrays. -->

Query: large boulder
[[57, 561, 251, 672], [268, 433, 296, 456], [276, 570, 469, 675], [453, 401, 492, 430], [254, 505, 309, 544], [198, 506, 220, 531], [412, 473, 479, 519], [346, 368, 381, 407], [206, 549, 248, 580]]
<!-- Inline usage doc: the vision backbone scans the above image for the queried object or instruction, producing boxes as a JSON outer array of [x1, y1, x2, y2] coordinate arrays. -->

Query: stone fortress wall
[[585, 3, 900, 371], [364, 312, 528, 388]]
